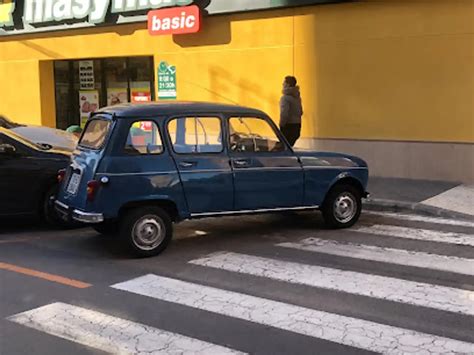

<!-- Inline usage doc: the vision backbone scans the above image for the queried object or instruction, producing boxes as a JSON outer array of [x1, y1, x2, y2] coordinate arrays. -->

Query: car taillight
[[57, 169, 66, 183], [86, 180, 100, 202]]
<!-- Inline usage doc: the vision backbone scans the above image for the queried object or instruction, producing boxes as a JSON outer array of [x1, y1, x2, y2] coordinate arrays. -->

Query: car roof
[[94, 101, 268, 118]]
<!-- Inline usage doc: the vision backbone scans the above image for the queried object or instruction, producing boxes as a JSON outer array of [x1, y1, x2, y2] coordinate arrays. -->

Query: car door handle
[[179, 161, 197, 168], [233, 159, 250, 167]]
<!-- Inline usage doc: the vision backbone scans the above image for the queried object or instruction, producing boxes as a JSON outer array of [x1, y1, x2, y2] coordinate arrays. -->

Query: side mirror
[[0, 143, 16, 155]]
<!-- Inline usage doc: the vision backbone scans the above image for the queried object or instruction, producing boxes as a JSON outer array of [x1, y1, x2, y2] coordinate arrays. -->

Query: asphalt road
[[1, 211, 473, 355]]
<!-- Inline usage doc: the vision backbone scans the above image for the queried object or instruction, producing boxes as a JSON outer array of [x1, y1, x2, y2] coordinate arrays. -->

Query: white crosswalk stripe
[[112, 274, 474, 354], [353, 224, 474, 246], [7, 215, 474, 354], [278, 237, 474, 276], [365, 211, 474, 228], [190, 252, 474, 315], [8, 302, 244, 355]]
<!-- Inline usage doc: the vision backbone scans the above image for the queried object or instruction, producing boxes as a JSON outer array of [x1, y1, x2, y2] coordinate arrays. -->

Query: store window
[[105, 58, 128, 106], [54, 56, 154, 130], [129, 58, 153, 104]]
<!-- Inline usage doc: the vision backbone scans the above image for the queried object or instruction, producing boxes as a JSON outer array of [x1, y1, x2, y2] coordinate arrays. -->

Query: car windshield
[[79, 118, 111, 149]]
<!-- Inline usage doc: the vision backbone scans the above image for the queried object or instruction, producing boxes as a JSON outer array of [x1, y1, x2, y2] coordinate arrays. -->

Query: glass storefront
[[54, 56, 155, 129]]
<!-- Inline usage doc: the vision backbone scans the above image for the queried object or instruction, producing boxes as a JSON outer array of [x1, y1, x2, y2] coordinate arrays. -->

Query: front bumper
[[55, 200, 104, 224]]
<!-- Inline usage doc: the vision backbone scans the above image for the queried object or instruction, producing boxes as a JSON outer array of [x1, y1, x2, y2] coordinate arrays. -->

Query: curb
[[363, 198, 474, 221]]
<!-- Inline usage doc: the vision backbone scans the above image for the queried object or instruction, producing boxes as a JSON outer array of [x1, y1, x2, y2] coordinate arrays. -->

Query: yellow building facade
[[0, 0, 473, 182]]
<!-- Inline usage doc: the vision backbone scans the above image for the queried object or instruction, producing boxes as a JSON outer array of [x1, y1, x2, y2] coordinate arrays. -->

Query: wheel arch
[[118, 199, 181, 222], [323, 174, 365, 207]]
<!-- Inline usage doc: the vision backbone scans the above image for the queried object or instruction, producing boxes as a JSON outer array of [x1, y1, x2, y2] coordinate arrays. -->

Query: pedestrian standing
[[279, 76, 303, 147]]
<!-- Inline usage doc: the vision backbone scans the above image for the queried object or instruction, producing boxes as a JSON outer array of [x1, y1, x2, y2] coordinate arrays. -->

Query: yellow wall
[[0, 0, 472, 142]]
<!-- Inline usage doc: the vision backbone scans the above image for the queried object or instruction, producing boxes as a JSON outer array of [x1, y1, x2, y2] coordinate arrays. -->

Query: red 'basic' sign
[[148, 5, 201, 36]]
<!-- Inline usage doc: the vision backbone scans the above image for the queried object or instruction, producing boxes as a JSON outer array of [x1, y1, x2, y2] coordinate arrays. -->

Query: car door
[[228, 115, 304, 210], [167, 115, 233, 215], [0, 133, 44, 215]]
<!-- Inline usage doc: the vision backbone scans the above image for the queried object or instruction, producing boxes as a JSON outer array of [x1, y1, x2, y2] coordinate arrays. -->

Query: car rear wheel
[[322, 184, 361, 229], [120, 206, 172, 257]]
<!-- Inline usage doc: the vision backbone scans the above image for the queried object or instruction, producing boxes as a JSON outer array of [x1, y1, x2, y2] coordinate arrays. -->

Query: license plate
[[66, 173, 81, 195]]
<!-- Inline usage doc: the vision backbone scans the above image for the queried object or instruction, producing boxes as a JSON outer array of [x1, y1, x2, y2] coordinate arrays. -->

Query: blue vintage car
[[56, 102, 369, 257]]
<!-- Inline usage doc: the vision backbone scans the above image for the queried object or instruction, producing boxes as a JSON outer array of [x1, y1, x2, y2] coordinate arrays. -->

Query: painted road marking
[[189, 252, 474, 315], [278, 237, 474, 276], [0, 262, 91, 289], [365, 211, 474, 228], [8, 302, 244, 355], [353, 224, 474, 246], [112, 275, 474, 354]]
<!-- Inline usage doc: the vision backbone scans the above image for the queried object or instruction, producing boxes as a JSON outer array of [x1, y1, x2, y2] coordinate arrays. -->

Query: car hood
[[11, 126, 78, 152], [294, 149, 368, 168]]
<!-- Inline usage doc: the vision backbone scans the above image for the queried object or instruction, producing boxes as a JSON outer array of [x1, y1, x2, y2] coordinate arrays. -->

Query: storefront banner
[[148, 5, 201, 36], [79, 60, 95, 90], [0, 0, 346, 36], [107, 88, 128, 106], [158, 61, 177, 100], [79, 90, 99, 127]]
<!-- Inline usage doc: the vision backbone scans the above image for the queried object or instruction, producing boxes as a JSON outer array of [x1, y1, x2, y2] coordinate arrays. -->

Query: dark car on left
[[0, 127, 72, 224]]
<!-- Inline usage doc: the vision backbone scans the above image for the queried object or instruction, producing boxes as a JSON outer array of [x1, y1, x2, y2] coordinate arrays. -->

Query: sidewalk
[[363, 177, 474, 220]]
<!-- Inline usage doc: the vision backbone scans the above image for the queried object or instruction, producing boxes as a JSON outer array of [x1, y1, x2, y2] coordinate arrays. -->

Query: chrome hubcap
[[333, 192, 357, 223], [132, 216, 164, 251]]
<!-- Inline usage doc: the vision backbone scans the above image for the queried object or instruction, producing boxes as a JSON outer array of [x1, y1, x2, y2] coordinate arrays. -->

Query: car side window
[[228, 117, 286, 153], [124, 121, 163, 155], [168, 117, 223, 154]]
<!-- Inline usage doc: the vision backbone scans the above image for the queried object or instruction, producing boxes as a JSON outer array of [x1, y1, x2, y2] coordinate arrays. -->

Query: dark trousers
[[281, 124, 301, 147]]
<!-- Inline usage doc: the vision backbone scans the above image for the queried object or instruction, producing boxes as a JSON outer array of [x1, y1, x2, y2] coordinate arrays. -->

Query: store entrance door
[[54, 56, 155, 130]]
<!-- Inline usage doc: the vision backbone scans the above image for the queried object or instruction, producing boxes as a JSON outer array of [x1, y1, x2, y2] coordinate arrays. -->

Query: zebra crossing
[[7, 211, 474, 354]]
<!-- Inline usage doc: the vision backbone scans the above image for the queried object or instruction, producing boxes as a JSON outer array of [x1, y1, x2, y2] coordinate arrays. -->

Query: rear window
[[79, 119, 111, 149]]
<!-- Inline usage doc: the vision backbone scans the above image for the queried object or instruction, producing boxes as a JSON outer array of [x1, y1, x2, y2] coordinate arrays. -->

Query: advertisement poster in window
[[79, 60, 95, 90], [158, 61, 177, 100], [107, 88, 128, 106], [79, 90, 99, 127], [131, 83, 152, 104]]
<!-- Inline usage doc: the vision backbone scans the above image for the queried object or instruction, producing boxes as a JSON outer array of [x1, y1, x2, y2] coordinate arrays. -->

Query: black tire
[[322, 184, 362, 229], [120, 206, 172, 257], [93, 221, 119, 236], [42, 185, 63, 226]]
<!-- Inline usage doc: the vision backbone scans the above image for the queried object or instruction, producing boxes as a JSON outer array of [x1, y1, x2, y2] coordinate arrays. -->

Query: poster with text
[[158, 61, 177, 100], [131, 88, 152, 103], [79, 90, 99, 127], [79, 60, 95, 90]]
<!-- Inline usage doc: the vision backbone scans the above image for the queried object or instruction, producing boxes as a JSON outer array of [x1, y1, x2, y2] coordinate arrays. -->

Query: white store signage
[[23, 0, 193, 24], [79, 60, 94, 90], [0, 0, 343, 36]]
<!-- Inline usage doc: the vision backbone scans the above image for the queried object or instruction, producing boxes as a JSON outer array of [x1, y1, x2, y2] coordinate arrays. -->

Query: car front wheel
[[322, 184, 362, 229], [120, 206, 172, 257]]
